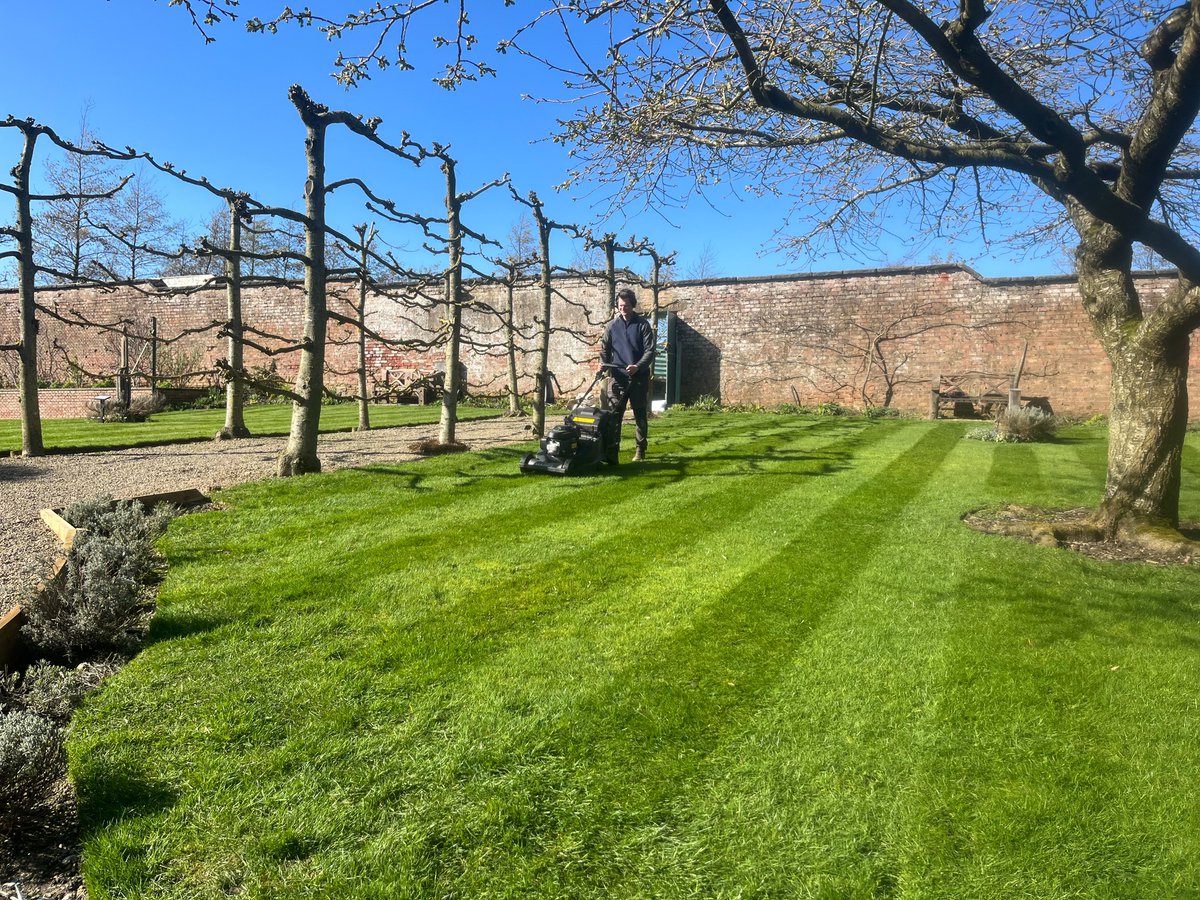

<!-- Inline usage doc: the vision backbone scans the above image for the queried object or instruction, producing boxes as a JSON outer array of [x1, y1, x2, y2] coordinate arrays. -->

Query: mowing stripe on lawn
[[80, 419, 927, 896], [157, 419, 900, 697], [223, 420, 941, 896], [984, 443, 1043, 499], [659, 429, 1160, 897], [1068, 425, 1110, 486], [336, 425, 963, 894], [646, 434, 989, 896], [330, 419, 918, 694], [903, 552, 1200, 893], [158, 418, 867, 625], [194, 414, 819, 553]]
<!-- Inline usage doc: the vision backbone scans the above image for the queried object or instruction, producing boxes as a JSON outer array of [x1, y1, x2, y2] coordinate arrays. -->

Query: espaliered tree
[[509, 187, 585, 438], [350, 222, 378, 432], [587, 232, 649, 314], [0, 117, 131, 457], [276, 84, 430, 475], [278, 85, 472, 472], [433, 150, 506, 445], [368, 143, 506, 445], [214, 196, 252, 438], [92, 143, 289, 439], [483, 214, 539, 416], [639, 243, 675, 338]]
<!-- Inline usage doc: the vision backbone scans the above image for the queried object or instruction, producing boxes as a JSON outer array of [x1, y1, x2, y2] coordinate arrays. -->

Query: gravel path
[[0, 416, 532, 613]]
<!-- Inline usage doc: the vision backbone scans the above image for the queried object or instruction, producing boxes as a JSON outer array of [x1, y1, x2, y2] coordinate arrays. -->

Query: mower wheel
[[520, 452, 535, 473]]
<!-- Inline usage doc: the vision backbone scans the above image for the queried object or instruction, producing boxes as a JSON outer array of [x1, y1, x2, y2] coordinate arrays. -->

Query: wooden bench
[[929, 344, 1050, 419]]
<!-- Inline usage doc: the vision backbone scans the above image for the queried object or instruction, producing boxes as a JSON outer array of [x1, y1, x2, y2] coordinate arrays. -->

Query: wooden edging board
[[0, 488, 210, 670]]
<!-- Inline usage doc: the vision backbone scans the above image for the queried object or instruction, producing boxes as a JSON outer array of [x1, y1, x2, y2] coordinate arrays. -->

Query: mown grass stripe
[[154, 419, 899, 692], [155, 417, 869, 627], [68, 417, 1200, 898], [350, 425, 962, 894], [76, 418, 922, 896], [188, 414, 820, 555], [900, 505, 1200, 894]]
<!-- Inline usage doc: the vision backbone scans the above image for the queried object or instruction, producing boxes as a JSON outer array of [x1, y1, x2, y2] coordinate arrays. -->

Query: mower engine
[[520, 402, 617, 475]]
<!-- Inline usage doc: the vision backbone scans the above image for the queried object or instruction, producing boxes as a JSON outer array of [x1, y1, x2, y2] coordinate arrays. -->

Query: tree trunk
[[1097, 331, 1189, 535], [532, 222, 552, 438], [439, 297, 462, 445], [356, 224, 374, 432], [279, 91, 328, 477], [505, 279, 522, 416], [439, 160, 463, 446], [15, 128, 44, 457], [220, 205, 251, 440], [1075, 228, 1192, 537]]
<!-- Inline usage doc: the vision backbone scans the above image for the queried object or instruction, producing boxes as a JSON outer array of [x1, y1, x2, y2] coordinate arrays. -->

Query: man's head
[[617, 288, 637, 320]]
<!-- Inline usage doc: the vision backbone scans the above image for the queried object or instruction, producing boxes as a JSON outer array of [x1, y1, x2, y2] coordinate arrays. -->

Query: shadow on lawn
[[143, 609, 229, 647], [367, 436, 867, 486], [77, 767, 179, 829], [967, 563, 1200, 651]]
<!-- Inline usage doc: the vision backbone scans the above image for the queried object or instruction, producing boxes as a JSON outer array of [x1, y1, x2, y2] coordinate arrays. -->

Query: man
[[599, 287, 654, 462]]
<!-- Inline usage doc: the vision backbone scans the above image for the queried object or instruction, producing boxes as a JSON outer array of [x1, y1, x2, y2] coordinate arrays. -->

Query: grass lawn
[[69, 412, 1200, 898], [0, 403, 499, 454]]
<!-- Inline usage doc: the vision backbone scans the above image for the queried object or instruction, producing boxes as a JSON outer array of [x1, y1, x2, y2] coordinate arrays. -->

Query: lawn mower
[[520, 365, 622, 475]]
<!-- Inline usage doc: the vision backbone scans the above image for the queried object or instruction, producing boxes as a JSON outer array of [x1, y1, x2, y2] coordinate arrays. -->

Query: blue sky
[[0, 1, 1069, 280]]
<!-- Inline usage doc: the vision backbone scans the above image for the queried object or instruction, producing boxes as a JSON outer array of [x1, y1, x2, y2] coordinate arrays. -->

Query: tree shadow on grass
[[963, 563, 1200, 652], [76, 768, 179, 830], [143, 609, 229, 647]]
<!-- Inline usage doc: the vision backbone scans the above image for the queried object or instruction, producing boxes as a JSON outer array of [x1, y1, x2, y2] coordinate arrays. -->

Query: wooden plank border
[[0, 488, 210, 670]]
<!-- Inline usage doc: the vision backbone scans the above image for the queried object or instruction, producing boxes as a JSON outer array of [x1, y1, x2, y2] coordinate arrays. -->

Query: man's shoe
[[632, 449, 645, 462]]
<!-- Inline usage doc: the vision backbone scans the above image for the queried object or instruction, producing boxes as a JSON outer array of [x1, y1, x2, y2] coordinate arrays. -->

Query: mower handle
[[570, 363, 623, 411]]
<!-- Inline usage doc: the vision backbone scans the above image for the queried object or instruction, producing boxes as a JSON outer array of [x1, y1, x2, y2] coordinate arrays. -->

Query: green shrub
[[814, 401, 846, 417], [126, 393, 166, 421], [0, 709, 66, 837], [22, 499, 174, 662], [459, 394, 510, 410], [965, 425, 1016, 443], [865, 405, 900, 419], [188, 386, 227, 410], [689, 394, 721, 411], [5, 660, 118, 723], [996, 406, 1058, 442], [84, 393, 166, 423], [773, 402, 807, 415]]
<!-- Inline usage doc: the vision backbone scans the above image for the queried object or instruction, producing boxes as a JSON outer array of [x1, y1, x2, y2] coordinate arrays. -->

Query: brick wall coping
[[0, 264, 1180, 297], [669, 265, 1180, 290]]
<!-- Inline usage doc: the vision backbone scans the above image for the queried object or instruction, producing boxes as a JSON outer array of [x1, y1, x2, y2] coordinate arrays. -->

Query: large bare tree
[[535, 0, 1200, 549]]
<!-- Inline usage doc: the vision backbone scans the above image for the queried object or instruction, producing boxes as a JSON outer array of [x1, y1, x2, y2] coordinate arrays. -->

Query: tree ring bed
[[963, 505, 1200, 566]]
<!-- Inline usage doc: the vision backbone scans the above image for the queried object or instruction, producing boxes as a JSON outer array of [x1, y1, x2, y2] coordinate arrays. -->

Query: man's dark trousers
[[606, 375, 649, 460]]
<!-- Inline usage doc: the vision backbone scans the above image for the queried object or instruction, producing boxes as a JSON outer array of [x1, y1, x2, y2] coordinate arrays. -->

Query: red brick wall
[[0, 387, 154, 419], [2, 266, 1196, 419], [668, 267, 1194, 417]]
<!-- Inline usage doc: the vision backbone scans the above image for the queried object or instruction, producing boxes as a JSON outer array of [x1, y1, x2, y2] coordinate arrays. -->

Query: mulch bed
[[2, 785, 85, 900], [963, 505, 1200, 566]]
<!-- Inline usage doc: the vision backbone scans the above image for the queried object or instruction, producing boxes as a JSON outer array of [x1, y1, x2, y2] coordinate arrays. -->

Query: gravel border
[[0, 416, 532, 612]]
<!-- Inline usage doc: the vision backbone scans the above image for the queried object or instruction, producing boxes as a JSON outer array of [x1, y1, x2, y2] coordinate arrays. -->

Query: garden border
[[0, 488, 209, 669]]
